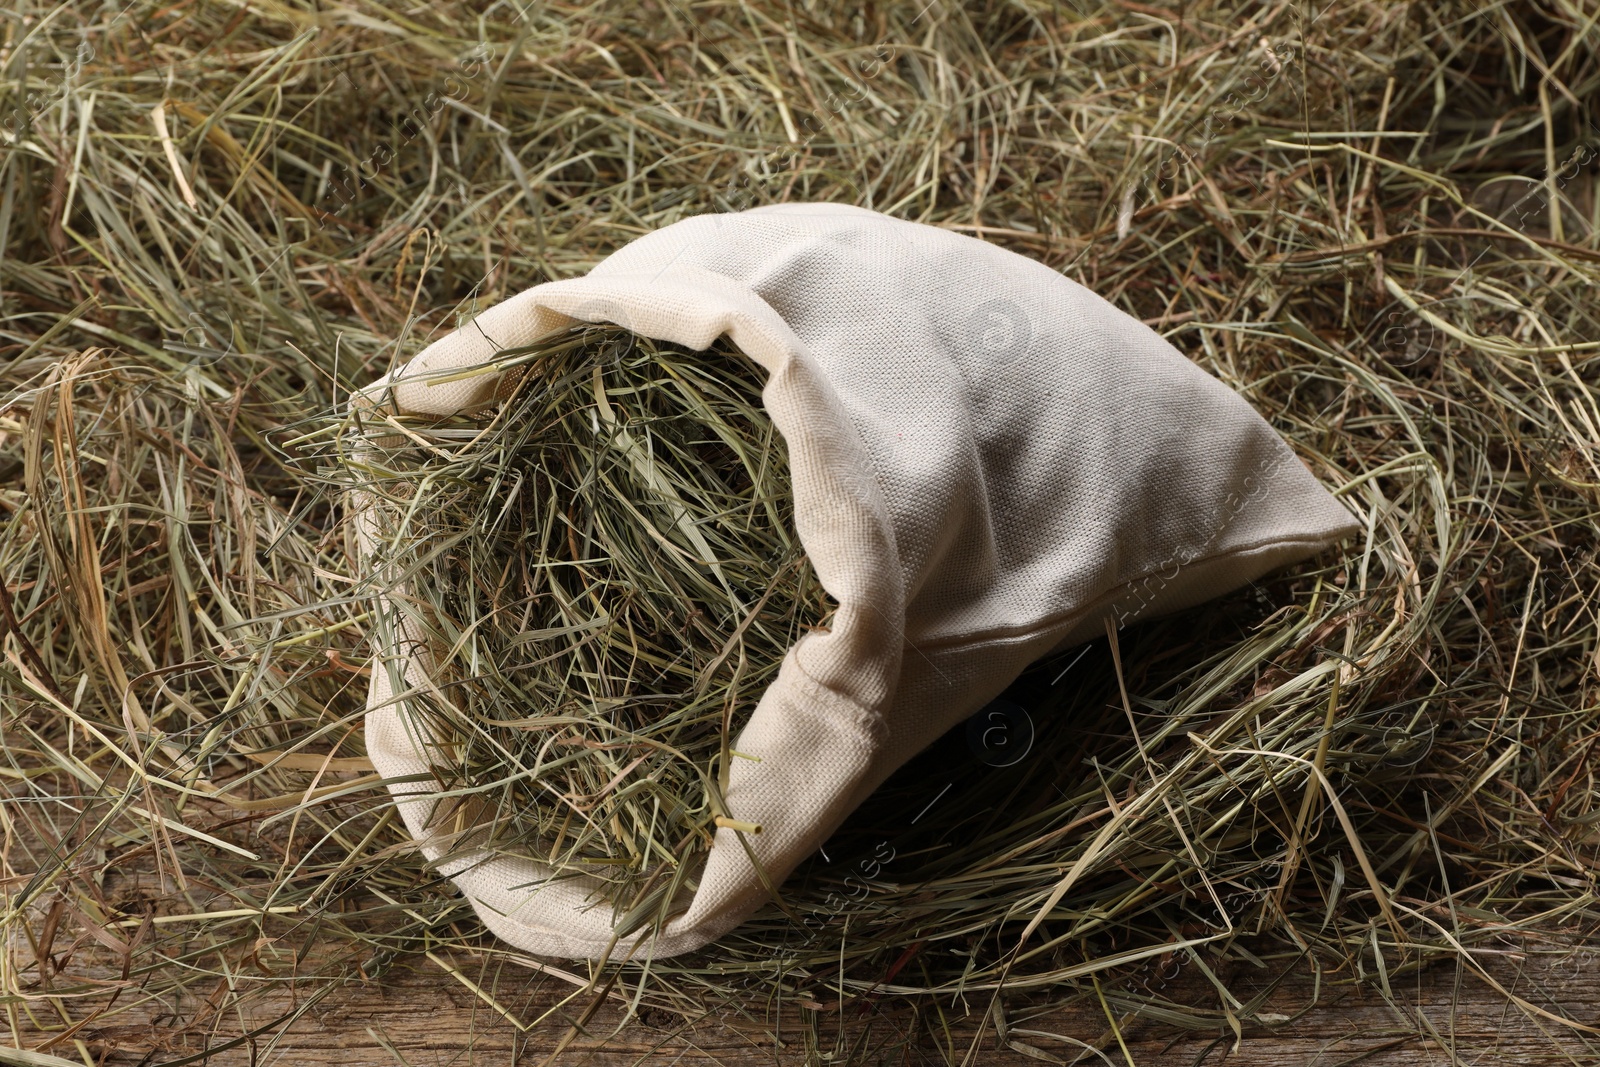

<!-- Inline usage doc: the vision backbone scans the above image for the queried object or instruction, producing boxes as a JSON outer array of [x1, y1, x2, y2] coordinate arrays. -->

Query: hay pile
[[331, 322, 827, 906], [1, 0, 1598, 1062]]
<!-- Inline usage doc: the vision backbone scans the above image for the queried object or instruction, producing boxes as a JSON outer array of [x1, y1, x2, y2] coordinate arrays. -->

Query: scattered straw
[[1, 0, 1597, 1061]]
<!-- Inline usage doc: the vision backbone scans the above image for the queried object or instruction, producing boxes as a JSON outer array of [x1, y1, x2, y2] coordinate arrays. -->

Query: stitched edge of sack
[[783, 649, 893, 750], [907, 529, 1354, 656]]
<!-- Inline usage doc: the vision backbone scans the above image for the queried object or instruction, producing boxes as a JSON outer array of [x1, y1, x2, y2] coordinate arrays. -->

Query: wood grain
[[19, 941, 1597, 1066]]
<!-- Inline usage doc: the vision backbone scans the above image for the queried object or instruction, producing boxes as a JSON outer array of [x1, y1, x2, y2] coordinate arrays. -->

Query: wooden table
[[36, 941, 1595, 1065]]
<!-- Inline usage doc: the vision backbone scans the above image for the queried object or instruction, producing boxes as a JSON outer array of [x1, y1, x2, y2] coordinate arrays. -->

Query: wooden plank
[[24, 943, 1597, 1065]]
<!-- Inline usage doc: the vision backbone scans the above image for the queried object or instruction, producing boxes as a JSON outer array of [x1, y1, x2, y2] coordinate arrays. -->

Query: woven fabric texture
[[351, 202, 1360, 960]]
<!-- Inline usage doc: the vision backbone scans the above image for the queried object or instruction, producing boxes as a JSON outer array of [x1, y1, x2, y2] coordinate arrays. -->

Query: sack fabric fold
[[350, 202, 1360, 960]]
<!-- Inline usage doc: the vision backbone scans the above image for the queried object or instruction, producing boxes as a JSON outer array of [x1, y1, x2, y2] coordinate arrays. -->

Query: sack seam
[[904, 530, 1347, 654], [785, 654, 892, 746]]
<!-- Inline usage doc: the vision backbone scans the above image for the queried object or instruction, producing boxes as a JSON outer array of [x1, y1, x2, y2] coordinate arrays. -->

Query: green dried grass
[[0, 0, 1597, 1063], [334, 322, 828, 903]]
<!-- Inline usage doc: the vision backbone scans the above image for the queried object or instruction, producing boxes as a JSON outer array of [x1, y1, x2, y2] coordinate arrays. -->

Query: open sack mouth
[[342, 322, 835, 929]]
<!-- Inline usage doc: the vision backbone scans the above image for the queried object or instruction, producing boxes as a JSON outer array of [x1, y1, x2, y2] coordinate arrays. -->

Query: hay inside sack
[[347, 323, 831, 909]]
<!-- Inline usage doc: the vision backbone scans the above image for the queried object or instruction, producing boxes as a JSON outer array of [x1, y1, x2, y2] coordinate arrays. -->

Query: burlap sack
[[351, 202, 1359, 960]]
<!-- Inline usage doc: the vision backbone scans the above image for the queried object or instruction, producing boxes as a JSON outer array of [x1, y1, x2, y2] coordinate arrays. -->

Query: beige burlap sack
[[351, 202, 1359, 960]]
